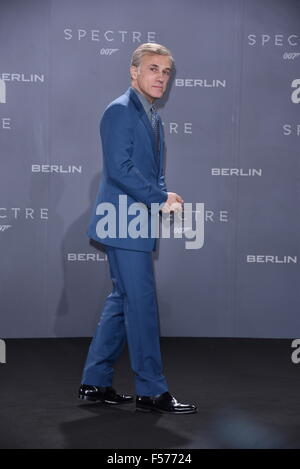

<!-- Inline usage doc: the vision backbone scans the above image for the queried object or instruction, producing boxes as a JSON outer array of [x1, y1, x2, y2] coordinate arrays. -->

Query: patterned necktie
[[150, 104, 160, 156]]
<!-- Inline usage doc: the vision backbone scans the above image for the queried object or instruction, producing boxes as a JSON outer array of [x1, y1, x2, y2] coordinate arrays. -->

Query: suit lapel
[[129, 88, 157, 159], [158, 116, 164, 170]]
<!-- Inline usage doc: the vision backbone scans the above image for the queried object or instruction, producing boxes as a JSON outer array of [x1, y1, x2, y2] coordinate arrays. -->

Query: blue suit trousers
[[81, 245, 168, 396]]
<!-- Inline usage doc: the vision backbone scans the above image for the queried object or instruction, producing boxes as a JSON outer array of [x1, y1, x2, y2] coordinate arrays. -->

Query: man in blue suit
[[79, 43, 197, 414]]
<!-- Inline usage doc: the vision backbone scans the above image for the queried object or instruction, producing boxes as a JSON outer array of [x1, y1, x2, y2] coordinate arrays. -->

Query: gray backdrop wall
[[0, 0, 299, 338]]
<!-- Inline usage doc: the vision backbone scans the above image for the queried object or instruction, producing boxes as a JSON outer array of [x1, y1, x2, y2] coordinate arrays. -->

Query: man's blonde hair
[[130, 43, 174, 69]]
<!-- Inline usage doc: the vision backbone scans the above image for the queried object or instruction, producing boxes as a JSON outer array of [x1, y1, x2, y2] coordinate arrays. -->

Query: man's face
[[130, 53, 172, 103]]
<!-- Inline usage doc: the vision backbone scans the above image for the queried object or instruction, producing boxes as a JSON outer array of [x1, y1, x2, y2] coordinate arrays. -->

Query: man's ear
[[130, 65, 138, 80]]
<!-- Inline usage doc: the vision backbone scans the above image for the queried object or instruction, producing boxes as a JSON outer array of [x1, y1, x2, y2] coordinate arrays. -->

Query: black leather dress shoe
[[136, 391, 197, 414], [78, 385, 133, 404]]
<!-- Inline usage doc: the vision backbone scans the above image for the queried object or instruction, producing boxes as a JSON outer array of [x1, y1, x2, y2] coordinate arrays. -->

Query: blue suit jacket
[[87, 87, 168, 251]]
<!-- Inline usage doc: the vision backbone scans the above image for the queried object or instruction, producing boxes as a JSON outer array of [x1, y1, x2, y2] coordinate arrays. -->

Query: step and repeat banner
[[0, 0, 299, 338]]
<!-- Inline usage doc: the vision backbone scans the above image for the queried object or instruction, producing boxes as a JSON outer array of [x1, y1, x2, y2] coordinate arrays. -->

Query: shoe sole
[[78, 395, 133, 405], [136, 405, 197, 414]]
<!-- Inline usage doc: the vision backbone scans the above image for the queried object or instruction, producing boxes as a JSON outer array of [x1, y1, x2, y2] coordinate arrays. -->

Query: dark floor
[[0, 337, 299, 449]]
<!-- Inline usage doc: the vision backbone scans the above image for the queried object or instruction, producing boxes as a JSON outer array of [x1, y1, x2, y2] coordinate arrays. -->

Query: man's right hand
[[162, 192, 184, 213]]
